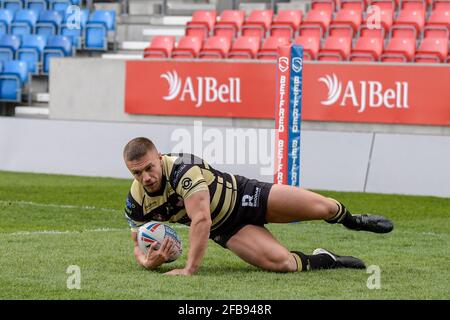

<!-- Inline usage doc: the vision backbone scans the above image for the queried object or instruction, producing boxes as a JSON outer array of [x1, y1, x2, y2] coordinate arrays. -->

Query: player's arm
[[183, 190, 211, 275], [131, 231, 175, 270]]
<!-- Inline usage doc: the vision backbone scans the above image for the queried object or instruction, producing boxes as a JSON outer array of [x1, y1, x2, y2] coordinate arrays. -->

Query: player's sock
[[290, 251, 335, 271], [325, 198, 394, 233]]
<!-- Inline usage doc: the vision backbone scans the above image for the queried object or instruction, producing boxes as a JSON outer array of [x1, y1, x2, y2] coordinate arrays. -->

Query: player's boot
[[312, 248, 366, 269], [344, 214, 394, 234]]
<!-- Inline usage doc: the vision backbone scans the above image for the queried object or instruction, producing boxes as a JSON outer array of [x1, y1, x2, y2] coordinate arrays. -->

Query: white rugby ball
[[137, 221, 182, 262]]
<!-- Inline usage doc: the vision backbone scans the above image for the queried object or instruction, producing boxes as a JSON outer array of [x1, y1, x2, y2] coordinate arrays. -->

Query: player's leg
[[225, 224, 365, 272], [265, 184, 394, 233]]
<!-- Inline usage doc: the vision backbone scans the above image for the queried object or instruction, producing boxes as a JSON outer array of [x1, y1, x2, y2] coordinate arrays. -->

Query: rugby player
[[123, 137, 393, 276]]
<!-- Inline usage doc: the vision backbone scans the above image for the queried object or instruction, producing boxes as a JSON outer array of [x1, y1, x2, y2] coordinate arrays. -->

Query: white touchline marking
[[0, 200, 119, 213], [5, 228, 127, 236]]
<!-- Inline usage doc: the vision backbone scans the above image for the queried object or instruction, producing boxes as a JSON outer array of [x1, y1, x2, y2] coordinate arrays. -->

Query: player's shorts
[[209, 175, 273, 248]]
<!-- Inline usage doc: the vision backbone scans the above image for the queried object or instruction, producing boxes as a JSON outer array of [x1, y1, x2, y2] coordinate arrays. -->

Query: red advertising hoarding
[[125, 60, 450, 126]]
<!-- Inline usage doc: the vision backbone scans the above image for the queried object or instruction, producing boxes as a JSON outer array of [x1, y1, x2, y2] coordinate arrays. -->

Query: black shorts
[[209, 175, 273, 248]]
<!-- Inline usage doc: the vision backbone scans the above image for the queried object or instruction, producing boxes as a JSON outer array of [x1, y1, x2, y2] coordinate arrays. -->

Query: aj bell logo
[[161, 71, 241, 108], [319, 73, 410, 113]]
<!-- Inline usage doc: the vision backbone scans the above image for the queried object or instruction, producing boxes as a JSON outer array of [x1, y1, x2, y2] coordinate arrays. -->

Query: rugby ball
[[137, 221, 182, 262]]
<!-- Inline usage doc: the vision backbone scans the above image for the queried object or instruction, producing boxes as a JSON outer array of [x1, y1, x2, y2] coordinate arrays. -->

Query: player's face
[[126, 150, 163, 193]]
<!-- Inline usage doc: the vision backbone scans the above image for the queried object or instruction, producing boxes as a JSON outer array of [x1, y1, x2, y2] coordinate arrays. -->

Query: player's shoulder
[[163, 153, 206, 187], [129, 179, 145, 201]]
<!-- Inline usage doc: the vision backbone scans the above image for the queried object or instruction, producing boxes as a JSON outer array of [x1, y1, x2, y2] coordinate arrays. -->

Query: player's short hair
[[123, 137, 157, 161]]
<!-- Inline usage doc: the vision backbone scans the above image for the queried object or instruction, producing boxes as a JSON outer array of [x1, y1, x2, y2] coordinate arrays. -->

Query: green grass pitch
[[0, 170, 449, 300]]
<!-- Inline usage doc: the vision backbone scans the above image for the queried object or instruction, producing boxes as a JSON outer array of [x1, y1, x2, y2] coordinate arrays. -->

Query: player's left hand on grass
[[164, 268, 194, 276]]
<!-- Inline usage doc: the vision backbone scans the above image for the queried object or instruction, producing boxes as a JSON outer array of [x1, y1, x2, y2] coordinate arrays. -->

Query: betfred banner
[[274, 45, 304, 186], [125, 60, 450, 126], [125, 60, 275, 119]]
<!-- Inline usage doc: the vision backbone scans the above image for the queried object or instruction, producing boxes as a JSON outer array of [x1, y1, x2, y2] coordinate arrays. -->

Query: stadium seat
[[84, 10, 116, 50], [329, 9, 362, 38], [432, 0, 450, 11], [143, 36, 175, 58], [213, 10, 244, 41], [0, 60, 28, 102], [11, 9, 38, 36], [171, 36, 203, 59], [186, 10, 216, 40], [227, 36, 261, 59], [363, 6, 394, 32], [3, 0, 23, 12], [49, 0, 80, 12], [60, 7, 89, 49], [269, 10, 303, 39], [298, 24, 325, 39], [25, 0, 47, 14], [16, 34, 46, 74], [0, 34, 20, 63], [358, 24, 386, 40], [35, 10, 62, 36], [241, 10, 273, 38], [0, 9, 14, 35], [301, 9, 333, 39], [318, 36, 352, 60], [414, 37, 448, 62], [198, 36, 231, 59], [42, 35, 72, 73], [294, 35, 321, 60], [391, 7, 426, 39], [400, 0, 427, 11], [311, 0, 336, 15], [369, 0, 397, 11], [349, 36, 384, 61], [423, 9, 450, 39], [257, 36, 291, 60], [341, 0, 366, 12], [380, 37, 416, 61]]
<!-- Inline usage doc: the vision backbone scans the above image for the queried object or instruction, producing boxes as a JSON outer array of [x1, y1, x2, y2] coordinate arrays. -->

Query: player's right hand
[[143, 238, 176, 270]]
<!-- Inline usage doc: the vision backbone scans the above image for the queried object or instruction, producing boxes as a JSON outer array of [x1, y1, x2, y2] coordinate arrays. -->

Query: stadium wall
[[0, 117, 449, 198]]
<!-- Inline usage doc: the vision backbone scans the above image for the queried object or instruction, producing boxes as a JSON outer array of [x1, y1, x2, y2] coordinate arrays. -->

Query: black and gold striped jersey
[[124, 153, 238, 232]]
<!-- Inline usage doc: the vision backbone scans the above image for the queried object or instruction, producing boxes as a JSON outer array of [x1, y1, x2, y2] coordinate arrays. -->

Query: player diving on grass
[[123, 137, 394, 276]]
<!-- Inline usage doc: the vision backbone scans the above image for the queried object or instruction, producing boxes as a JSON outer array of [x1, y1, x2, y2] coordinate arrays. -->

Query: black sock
[[291, 251, 336, 271], [326, 198, 356, 228]]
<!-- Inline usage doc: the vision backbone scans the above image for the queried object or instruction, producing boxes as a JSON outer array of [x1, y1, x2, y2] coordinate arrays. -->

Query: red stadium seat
[[186, 10, 217, 40], [241, 10, 273, 38], [432, 0, 450, 11], [359, 24, 386, 40], [143, 36, 175, 58], [391, 8, 426, 38], [363, 6, 394, 32], [329, 9, 362, 38], [311, 0, 336, 15], [228, 36, 261, 59], [270, 10, 303, 39], [318, 36, 352, 60], [380, 37, 416, 62], [424, 9, 450, 39], [257, 36, 291, 60], [294, 35, 321, 60], [198, 36, 231, 59], [298, 24, 325, 39], [400, 0, 427, 11], [369, 0, 397, 11], [171, 36, 203, 59], [349, 36, 384, 61], [213, 10, 245, 41], [302, 9, 333, 38], [341, 0, 366, 13], [414, 37, 448, 62]]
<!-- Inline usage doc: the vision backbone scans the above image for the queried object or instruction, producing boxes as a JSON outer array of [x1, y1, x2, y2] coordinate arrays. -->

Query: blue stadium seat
[[0, 60, 28, 102], [84, 10, 116, 50], [0, 34, 20, 63], [0, 9, 14, 35], [16, 34, 46, 74], [25, 0, 48, 15], [60, 7, 88, 49], [48, 0, 79, 12], [3, 0, 23, 12], [11, 9, 38, 35], [42, 35, 71, 74], [36, 10, 61, 36]]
